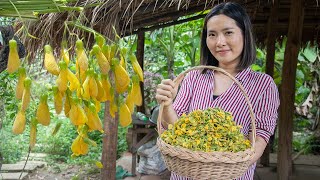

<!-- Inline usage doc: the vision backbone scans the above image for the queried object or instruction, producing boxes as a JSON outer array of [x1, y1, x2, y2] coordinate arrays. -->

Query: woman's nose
[[216, 35, 226, 47]]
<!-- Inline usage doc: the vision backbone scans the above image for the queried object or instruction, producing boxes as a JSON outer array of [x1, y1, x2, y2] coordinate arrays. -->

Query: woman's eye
[[208, 33, 215, 37], [226, 31, 233, 35]]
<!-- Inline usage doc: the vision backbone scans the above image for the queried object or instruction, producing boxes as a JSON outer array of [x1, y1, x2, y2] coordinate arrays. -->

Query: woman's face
[[206, 14, 244, 69]]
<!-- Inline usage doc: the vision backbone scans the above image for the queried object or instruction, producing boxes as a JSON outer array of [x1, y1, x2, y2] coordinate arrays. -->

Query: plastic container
[[136, 112, 149, 121]]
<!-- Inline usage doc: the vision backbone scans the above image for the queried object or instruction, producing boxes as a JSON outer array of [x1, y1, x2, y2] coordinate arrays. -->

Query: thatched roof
[[20, 0, 320, 55]]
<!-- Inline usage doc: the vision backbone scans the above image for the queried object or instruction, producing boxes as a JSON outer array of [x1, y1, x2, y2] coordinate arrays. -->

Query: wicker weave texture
[[157, 138, 254, 163], [163, 153, 250, 180]]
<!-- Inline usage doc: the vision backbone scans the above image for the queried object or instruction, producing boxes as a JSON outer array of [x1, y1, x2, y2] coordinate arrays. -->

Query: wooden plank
[[0, 164, 38, 172], [131, 130, 157, 153], [26, 153, 47, 158], [16, 161, 46, 168], [20, 153, 47, 161], [0, 172, 28, 180], [277, 0, 304, 179], [260, 0, 279, 167]]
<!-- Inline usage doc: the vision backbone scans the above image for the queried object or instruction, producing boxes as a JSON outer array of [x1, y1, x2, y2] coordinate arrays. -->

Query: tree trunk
[[277, 0, 304, 179]]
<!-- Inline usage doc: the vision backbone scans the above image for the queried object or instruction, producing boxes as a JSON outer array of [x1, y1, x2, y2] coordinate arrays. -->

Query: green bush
[[0, 127, 29, 163], [33, 115, 129, 165], [117, 125, 130, 159], [0, 71, 30, 163], [33, 117, 77, 160]]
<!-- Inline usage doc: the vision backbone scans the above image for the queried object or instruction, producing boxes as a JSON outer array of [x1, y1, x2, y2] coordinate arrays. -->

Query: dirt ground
[[25, 164, 101, 180], [24, 164, 320, 180], [23, 152, 320, 180]]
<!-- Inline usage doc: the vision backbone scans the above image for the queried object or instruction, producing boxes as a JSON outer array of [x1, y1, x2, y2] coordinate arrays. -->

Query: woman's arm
[[156, 72, 195, 129], [249, 77, 279, 165], [161, 104, 179, 129], [155, 79, 179, 129], [249, 135, 267, 165]]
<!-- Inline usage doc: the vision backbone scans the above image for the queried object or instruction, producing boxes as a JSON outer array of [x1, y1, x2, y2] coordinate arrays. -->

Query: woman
[[155, 2, 280, 180]]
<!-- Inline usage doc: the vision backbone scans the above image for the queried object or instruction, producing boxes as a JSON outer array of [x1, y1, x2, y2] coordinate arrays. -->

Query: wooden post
[[130, 29, 146, 176], [136, 30, 145, 113], [101, 22, 120, 180], [278, 0, 304, 179], [265, 0, 278, 78], [101, 101, 118, 180], [261, 0, 278, 167]]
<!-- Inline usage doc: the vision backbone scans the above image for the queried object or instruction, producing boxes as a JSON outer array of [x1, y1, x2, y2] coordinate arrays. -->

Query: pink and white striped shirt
[[170, 67, 280, 180]]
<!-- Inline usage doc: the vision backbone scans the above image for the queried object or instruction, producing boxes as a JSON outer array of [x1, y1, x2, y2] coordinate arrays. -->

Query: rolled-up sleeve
[[254, 81, 280, 143]]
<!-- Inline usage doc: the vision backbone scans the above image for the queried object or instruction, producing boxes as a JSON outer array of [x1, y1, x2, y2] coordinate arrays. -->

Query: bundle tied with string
[[156, 66, 256, 180]]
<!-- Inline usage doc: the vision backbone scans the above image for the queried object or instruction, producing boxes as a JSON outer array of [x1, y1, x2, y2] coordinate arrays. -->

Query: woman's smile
[[216, 49, 231, 56]]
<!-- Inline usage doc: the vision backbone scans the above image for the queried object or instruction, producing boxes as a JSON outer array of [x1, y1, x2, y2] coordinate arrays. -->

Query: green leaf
[[256, 48, 265, 60], [274, 76, 281, 86], [295, 86, 310, 105], [251, 64, 262, 72], [174, 60, 184, 66], [302, 46, 317, 63], [296, 69, 304, 80], [181, 34, 189, 42], [298, 52, 306, 62]]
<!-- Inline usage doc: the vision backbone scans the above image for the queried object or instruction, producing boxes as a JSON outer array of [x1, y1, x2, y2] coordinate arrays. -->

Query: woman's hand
[[155, 79, 177, 107]]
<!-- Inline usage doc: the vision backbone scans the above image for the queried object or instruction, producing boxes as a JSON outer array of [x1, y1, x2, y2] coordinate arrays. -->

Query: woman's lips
[[216, 50, 230, 55]]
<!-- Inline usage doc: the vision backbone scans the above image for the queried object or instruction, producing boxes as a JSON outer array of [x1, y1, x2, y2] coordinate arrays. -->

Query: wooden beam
[[119, 0, 214, 35], [278, 0, 304, 179], [123, 13, 206, 36], [261, 0, 279, 167], [136, 30, 145, 114]]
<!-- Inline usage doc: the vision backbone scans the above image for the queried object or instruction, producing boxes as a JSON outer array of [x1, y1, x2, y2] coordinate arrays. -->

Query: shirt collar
[[205, 66, 252, 83], [235, 67, 252, 83]]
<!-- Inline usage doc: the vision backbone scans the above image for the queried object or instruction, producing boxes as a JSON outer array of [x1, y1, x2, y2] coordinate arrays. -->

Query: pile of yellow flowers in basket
[[161, 107, 251, 152]]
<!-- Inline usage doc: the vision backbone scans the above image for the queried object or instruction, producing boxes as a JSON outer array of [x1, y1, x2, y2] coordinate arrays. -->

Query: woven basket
[[156, 66, 256, 180]]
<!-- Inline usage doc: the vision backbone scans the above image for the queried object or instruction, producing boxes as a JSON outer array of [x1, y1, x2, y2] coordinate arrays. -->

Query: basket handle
[[157, 65, 256, 149]]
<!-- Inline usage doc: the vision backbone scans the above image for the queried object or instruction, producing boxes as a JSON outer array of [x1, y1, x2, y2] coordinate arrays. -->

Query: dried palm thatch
[[16, 0, 320, 59], [18, 0, 217, 57]]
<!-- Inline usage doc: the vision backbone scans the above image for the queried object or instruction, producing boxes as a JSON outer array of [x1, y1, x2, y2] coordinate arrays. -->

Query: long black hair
[[200, 2, 256, 70]]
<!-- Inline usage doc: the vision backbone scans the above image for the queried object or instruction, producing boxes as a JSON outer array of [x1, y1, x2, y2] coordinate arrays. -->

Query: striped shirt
[[170, 67, 280, 180]]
